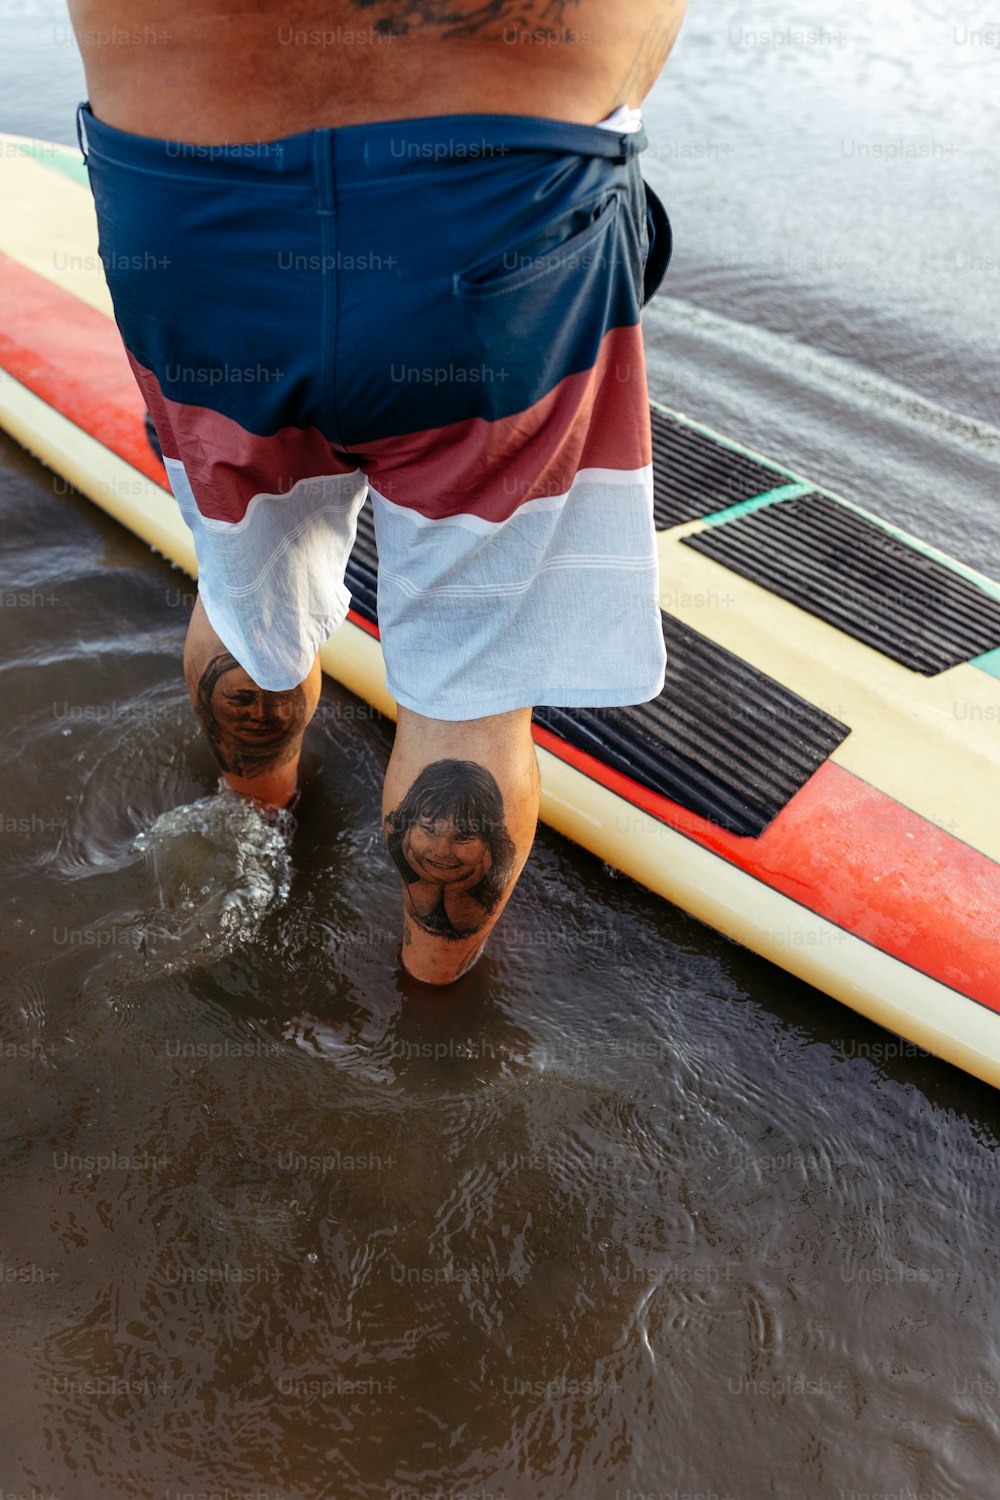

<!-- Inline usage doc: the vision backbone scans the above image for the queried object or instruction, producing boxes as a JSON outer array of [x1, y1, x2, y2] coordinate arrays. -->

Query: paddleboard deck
[[2, 131, 999, 1085]]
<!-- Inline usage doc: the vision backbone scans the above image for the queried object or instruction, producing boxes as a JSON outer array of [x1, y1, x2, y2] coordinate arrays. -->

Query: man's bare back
[[67, 0, 687, 143]]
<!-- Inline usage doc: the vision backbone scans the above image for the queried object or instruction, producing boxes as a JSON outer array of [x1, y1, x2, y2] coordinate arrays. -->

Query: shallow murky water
[[4, 434, 1000, 1500], [3, 2, 1000, 1497]]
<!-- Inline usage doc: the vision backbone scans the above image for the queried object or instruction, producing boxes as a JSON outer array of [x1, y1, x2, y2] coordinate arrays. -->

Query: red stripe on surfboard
[[0, 252, 165, 484], [533, 723, 1000, 1012], [346, 608, 380, 640]]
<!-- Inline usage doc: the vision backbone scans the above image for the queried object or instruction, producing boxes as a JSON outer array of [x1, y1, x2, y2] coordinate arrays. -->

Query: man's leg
[[383, 706, 540, 985], [183, 595, 321, 809]]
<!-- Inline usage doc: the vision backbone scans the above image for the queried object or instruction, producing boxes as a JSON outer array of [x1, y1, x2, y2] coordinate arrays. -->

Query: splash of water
[[131, 783, 295, 967]]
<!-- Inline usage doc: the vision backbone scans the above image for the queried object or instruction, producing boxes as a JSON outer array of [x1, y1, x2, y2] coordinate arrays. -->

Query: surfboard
[[3, 130, 999, 1086]]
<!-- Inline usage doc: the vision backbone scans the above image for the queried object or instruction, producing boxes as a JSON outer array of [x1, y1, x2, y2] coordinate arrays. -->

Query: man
[[67, 0, 687, 985]]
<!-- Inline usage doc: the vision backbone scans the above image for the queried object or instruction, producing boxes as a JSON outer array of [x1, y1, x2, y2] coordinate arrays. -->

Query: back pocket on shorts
[[453, 189, 621, 301]]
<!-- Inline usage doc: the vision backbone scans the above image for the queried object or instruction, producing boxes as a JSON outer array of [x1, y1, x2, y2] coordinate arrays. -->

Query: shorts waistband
[[76, 101, 648, 183]]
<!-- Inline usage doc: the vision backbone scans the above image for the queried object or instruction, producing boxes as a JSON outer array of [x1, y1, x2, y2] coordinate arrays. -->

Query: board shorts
[[76, 100, 673, 719]]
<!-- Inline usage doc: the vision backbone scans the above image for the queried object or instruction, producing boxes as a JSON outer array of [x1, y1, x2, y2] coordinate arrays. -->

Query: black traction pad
[[682, 491, 1000, 675], [650, 407, 790, 530], [535, 613, 850, 837]]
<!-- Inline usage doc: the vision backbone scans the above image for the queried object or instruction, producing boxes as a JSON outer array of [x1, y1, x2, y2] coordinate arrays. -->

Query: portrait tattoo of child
[[384, 759, 517, 942], [194, 649, 307, 779]]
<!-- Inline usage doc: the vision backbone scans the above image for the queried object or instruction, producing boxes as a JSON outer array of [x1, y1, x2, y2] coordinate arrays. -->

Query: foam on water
[[130, 783, 295, 968]]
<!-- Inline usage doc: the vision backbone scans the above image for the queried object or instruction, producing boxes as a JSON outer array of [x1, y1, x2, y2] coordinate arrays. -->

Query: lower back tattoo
[[614, 6, 687, 105], [349, 0, 579, 40]]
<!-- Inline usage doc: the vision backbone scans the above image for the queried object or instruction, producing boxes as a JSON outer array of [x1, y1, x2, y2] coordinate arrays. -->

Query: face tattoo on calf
[[384, 759, 517, 941], [194, 650, 309, 780]]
